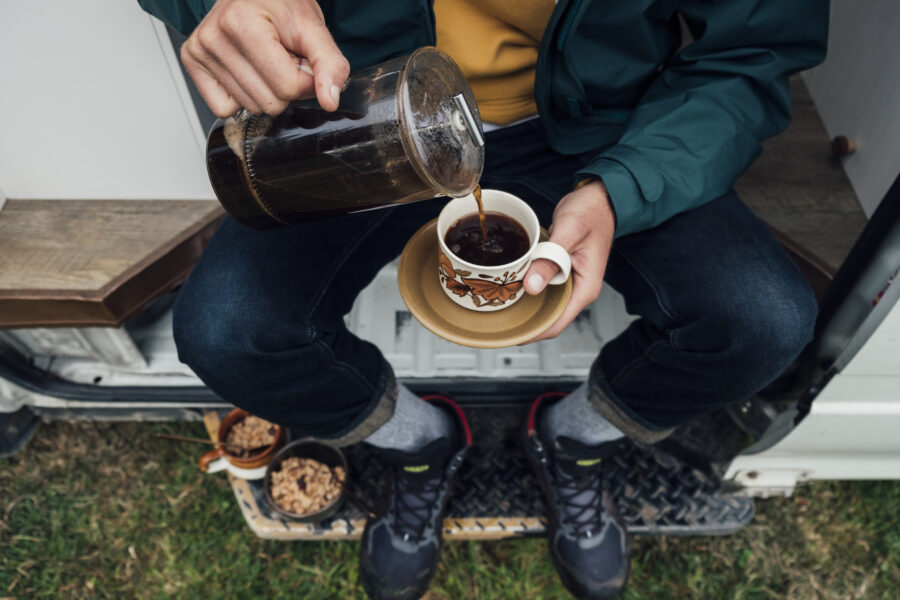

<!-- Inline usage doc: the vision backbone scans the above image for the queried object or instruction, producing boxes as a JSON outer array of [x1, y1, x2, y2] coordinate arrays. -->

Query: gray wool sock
[[365, 383, 452, 453], [540, 381, 624, 446]]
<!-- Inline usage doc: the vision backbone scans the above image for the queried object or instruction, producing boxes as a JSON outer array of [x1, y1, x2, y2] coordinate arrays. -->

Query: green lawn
[[1, 421, 898, 599]]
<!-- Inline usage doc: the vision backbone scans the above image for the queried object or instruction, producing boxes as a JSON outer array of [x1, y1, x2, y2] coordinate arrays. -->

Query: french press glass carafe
[[206, 47, 485, 229]]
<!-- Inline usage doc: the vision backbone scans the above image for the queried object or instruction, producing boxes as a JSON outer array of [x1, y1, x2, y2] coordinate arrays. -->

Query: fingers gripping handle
[[532, 242, 571, 285]]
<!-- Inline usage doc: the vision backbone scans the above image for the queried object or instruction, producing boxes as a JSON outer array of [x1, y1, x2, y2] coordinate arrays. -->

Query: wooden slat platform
[[0, 200, 223, 328]]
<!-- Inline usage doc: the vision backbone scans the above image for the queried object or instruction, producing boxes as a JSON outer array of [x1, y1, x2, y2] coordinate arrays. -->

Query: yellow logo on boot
[[576, 458, 602, 467], [404, 465, 430, 473]]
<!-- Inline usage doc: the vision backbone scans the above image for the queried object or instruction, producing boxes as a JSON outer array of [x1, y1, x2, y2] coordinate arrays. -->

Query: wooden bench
[[0, 200, 223, 328]]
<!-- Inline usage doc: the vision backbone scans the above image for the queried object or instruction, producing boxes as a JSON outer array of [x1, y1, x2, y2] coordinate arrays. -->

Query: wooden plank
[[737, 78, 868, 273], [0, 199, 220, 293], [204, 411, 222, 441], [0, 200, 223, 327], [226, 474, 546, 541]]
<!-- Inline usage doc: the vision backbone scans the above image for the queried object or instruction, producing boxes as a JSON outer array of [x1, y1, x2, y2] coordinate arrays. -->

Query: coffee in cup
[[444, 211, 531, 266], [437, 189, 571, 312]]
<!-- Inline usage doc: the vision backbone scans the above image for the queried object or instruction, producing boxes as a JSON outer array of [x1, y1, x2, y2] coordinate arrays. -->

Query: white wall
[[0, 1, 214, 200], [803, 0, 900, 217]]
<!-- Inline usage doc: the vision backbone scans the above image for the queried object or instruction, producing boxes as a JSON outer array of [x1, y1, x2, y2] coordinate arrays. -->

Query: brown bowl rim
[[218, 409, 285, 468]]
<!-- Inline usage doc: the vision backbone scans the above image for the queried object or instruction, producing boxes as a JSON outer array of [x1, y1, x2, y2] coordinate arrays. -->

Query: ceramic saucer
[[397, 219, 572, 349]]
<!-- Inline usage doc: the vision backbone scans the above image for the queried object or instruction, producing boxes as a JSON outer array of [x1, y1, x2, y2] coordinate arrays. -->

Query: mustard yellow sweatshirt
[[435, 0, 554, 125]]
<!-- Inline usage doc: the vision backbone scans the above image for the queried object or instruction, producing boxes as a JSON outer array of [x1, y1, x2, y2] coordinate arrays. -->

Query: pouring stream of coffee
[[473, 185, 488, 242]]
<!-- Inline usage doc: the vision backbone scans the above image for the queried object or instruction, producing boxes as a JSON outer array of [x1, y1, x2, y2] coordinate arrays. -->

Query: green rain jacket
[[140, 0, 829, 237]]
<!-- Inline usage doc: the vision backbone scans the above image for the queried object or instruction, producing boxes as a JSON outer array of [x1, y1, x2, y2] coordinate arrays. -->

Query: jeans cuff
[[316, 359, 398, 447], [588, 360, 674, 444]]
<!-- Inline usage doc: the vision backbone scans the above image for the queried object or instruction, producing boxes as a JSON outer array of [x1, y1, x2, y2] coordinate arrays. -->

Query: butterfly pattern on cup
[[439, 250, 524, 308]]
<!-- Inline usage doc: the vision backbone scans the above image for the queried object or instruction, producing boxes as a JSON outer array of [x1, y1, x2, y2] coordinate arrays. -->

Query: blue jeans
[[172, 119, 817, 444]]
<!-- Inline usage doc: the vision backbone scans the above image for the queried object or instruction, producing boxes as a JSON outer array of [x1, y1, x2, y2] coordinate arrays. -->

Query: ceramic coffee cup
[[198, 408, 285, 480], [437, 189, 571, 311]]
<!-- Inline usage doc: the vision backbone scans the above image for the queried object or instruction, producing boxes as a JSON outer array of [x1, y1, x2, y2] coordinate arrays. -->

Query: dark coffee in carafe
[[205, 48, 484, 229]]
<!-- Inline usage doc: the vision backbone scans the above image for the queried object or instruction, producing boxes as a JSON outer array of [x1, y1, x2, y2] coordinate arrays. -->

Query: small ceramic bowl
[[198, 408, 285, 479], [264, 439, 349, 522]]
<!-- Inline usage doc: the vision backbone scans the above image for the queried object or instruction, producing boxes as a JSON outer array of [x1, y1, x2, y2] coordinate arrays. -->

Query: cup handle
[[198, 447, 226, 472], [531, 241, 571, 285]]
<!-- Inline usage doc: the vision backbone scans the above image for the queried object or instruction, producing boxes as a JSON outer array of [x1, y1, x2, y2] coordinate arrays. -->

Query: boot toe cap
[[551, 520, 629, 599], [359, 520, 439, 600]]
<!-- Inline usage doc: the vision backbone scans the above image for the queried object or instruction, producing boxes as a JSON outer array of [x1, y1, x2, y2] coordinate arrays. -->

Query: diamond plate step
[[226, 406, 754, 540]]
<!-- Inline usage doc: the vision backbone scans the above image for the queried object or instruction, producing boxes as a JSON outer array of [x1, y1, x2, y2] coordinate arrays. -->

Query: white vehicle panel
[[728, 299, 900, 488], [0, 1, 213, 200]]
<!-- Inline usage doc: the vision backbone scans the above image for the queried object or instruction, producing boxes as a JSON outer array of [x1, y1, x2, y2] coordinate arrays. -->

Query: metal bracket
[[453, 93, 484, 148]]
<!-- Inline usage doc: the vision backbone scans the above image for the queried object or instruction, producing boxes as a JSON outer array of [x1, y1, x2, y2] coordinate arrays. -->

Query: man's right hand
[[181, 0, 351, 118]]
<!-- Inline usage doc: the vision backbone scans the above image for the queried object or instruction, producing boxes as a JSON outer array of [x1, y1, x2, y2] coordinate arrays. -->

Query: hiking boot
[[359, 395, 471, 600], [525, 392, 630, 600]]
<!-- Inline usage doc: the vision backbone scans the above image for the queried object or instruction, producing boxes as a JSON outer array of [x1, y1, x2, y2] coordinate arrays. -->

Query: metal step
[[227, 406, 754, 540]]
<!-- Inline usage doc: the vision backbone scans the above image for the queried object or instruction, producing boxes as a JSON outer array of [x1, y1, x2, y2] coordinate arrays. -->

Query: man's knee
[[700, 271, 817, 396], [171, 287, 317, 389], [660, 241, 818, 400], [172, 291, 240, 381]]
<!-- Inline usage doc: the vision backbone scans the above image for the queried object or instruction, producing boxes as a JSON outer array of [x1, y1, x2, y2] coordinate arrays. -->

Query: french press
[[206, 47, 485, 229]]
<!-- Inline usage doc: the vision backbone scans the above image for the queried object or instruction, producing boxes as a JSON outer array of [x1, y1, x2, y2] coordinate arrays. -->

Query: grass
[[1, 421, 899, 599]]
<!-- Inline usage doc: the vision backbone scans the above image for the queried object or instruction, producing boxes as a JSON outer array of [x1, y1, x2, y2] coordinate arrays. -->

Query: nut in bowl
[[198, 408, 285, 480], [264, 439, 349, 522]]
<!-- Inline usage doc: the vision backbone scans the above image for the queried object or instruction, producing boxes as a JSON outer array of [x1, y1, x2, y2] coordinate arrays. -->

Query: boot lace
[[554, 464, 605, 537], [391, 472, 443, 542]]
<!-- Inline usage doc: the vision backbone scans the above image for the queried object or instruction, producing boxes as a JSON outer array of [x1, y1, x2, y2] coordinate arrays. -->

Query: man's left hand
[[523, 180, 615, 342]]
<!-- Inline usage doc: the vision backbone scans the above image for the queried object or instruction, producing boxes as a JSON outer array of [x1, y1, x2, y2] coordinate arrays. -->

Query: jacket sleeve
[[137, 0, 217, 36], [576, 0, 829, 237]]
